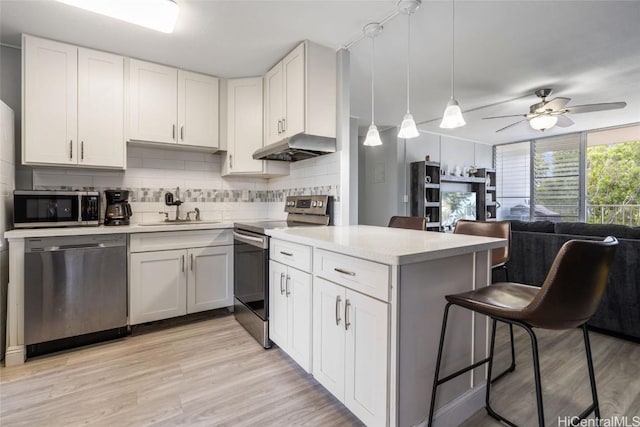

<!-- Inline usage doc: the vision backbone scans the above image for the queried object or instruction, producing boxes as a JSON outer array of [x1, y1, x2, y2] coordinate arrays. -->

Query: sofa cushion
[[510, 220, 555, 233], [554, 222, 640, 240]]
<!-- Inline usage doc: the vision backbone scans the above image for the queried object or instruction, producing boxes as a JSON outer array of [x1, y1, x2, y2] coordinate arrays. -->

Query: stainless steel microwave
[[13, 190, 100, 228]]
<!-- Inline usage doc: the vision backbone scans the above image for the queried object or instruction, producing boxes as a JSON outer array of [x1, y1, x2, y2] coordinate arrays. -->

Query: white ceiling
[[2, 1, 639, 145]]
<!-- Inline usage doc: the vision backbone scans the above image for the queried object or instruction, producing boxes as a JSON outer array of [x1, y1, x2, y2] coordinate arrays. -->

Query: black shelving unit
[[476, 168, 497, 220], [410, 161, 441, 231]]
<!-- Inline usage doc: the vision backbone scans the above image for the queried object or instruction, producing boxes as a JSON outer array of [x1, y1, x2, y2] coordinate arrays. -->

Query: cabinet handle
[[282, 117, 286, 132], [180, 125, 184, 141], [277, 119, 282, 134], [345, 299, 351, 331], [229, 154, 233, 169], [335, 295, 342, 326], [172, 124, 176, 140], [285, 275, 291, 297], [280, 272, 285, 295], [81, 141, 84, 160], [334, 267, 356, 276], [279, 251, 293, 257], [69, 140, 73, 159], [181, 254, 185, 272], [190, 253, 194, 271]]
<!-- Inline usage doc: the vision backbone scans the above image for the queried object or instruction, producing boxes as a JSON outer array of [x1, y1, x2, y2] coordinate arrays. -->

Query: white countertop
[[4, 221, 234, 239], [266, 225, 507, 265]]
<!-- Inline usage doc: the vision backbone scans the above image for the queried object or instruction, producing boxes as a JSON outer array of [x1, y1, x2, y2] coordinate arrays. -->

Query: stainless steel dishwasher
[[24, 234, 128, 356]]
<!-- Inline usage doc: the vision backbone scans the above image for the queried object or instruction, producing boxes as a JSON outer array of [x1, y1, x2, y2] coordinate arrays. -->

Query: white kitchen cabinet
[[187, 246, 233, 313], [23, 35, 125, 168], [263, 41, 336, 146], [220, 78, 288, 177], [269, 260, 312, 372], [130, 249, 187, 324], [129, 230, 233, 325], [127, 60, 219, 150], [313, 277, 389, 427]]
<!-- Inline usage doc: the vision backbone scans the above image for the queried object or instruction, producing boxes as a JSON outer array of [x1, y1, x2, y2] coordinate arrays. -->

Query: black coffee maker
[[104, 190, 132, 226]]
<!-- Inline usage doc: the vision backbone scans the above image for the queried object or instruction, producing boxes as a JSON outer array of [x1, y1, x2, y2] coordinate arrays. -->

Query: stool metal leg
[[582, 324, 601, 419], [523, 324, 546, 427], [491, 322, 516, 384], [485, 319, 518, 427], [427, 303, 452, 426]]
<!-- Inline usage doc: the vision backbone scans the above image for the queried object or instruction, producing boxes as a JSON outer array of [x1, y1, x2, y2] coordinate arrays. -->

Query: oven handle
[[233, 230, 268, 249]]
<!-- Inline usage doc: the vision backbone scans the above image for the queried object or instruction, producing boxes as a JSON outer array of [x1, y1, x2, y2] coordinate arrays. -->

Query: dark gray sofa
[[499, 221, 640, 341]]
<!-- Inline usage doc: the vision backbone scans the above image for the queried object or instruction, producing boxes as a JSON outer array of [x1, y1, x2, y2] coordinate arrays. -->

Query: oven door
[[233, 229, 269, 321]]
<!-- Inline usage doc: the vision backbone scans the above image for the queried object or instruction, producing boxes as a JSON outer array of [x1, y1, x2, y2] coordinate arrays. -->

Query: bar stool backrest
[[454, 220, 511, 268], [388, 216, 426, 231]]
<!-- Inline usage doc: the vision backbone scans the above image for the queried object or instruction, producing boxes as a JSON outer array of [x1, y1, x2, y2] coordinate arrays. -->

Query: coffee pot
[[104, 190, 132, 226]]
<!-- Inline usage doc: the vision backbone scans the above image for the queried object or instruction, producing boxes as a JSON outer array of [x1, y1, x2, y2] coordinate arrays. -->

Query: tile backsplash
[[31, 145, 342, 224]]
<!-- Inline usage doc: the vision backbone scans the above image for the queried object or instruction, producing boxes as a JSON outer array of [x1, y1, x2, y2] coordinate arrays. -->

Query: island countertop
[[266, 224, 507, 265]]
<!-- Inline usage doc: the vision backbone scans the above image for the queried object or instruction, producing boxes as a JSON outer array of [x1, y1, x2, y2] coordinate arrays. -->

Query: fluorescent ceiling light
[[56, 0, 179, 34]]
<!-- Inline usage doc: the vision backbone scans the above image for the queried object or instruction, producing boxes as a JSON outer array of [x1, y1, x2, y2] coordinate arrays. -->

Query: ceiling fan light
[[56, 0, 179, 33], [398, 113, 420, 139], [529, 115, 558, 131], [440, 99, 466, 129], [364, 124, 383, 146]]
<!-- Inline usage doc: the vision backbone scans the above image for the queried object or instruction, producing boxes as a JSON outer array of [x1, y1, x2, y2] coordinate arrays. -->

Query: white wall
[[359, 129, 494, 226], [0, 101, 15, 360]]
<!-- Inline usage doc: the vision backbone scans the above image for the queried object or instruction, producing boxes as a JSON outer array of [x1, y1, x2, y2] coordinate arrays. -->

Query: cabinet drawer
[[314, 249, 390, 302], [130, 229, 232, 252], [270, 239, 312, 272]]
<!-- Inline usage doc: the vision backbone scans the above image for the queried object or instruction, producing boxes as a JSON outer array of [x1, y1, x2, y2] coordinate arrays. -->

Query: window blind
[[495, 142, 531, 220]]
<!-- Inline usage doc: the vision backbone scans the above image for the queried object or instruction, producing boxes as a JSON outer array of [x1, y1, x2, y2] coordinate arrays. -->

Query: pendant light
[[440, 0, 466, 129], [397, 0, 420, 139], [363, 22, 383, 147]]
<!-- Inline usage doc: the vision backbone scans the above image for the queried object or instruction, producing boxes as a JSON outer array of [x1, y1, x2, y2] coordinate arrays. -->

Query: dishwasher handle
[[25, 235, 127, 253]]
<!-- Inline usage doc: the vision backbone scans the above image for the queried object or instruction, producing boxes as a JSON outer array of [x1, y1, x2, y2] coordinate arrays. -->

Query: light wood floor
[[1, 312, 638, 426]]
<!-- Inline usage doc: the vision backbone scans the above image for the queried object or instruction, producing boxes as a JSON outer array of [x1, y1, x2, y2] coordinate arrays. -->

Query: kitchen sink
[[138, 220, 220, 226]]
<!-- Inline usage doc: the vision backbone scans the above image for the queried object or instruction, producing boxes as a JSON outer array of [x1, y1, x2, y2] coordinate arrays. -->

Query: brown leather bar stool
[[428, 236, 618, 427], [388, 215, 426, 230], [454, 219, 516, 382]]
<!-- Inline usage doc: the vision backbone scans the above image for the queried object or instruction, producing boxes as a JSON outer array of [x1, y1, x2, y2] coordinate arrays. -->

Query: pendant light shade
[[440, 0, 466, 129], [529, 115, 558, 131], [397, 0, 421, 140], [398, 114, 420, 138], [364, 124, 383, 146], [440, 99, 466, 129], [363, 22, 384, 147]]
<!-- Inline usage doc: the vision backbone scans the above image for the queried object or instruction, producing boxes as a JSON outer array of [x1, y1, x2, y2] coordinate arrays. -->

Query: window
[[495, 142, 530, 221], [586, 125, 640, 226], [495, 124, 640, 225], [533, 134, 581, 222]]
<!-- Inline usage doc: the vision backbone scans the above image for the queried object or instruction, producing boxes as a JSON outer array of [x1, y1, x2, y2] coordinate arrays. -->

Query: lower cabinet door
[[312, 277, 346, 401], [344, 290, 389, 427], [130, 249, 187, 324], [269, 260, 289, 348], [187, 245, 234, 314], [286, 267, 312, 372]]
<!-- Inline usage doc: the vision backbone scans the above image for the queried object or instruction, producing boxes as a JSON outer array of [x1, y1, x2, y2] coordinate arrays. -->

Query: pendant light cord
[[450, 0, 455, 100], [406, 13, 411, 114], [371, 34, 375, 124]]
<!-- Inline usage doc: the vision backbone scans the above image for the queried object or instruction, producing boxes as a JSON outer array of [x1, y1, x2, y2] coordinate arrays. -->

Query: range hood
[[252, 133, 336, 162]]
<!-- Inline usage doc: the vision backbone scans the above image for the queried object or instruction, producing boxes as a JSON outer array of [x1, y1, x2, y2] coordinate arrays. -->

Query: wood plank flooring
[[1, 312, 638, 426]]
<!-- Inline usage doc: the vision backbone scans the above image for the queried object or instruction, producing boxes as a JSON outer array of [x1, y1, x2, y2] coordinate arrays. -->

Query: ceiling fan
[[483, 89, 627, 132]]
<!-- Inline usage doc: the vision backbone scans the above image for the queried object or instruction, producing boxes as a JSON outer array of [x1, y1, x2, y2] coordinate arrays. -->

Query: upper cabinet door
[[23, 36, 77, 165], [283, 43, 305, 138], [77, 48, 124, 168], [227, 77, 264, 174], [178, 70, 219, 149], [128, 59, 177, 144], [264, 62, 284, 145]]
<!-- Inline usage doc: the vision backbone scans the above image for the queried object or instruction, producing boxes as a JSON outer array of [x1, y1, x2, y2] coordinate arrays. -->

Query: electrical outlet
[[403, 195, 409, 203]]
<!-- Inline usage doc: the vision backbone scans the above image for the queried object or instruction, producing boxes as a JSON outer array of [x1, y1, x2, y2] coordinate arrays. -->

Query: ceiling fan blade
[[496, 120, 528, 133], [555, 115, 574, 128], [565, 102, 627, 114], [542, 97, 570, 111], [483, 114, 526, 120]]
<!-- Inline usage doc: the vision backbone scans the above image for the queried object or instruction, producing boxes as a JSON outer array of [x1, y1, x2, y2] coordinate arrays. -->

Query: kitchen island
[[265, 225, 506, 427]]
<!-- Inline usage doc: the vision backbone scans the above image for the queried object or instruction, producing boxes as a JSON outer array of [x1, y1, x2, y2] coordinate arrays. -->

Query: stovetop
[[234, 220, 321, 235]]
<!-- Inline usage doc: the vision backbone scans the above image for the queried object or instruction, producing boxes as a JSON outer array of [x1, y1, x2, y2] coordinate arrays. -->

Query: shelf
[[424, 202, 440, 208], [425, 183, 440, 189], [485, 201, 496, 207], [426, 222, 441, 228], [441, 175, 485, 184], [424, 161, 441, 168], [486, 186, 496, 191]]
